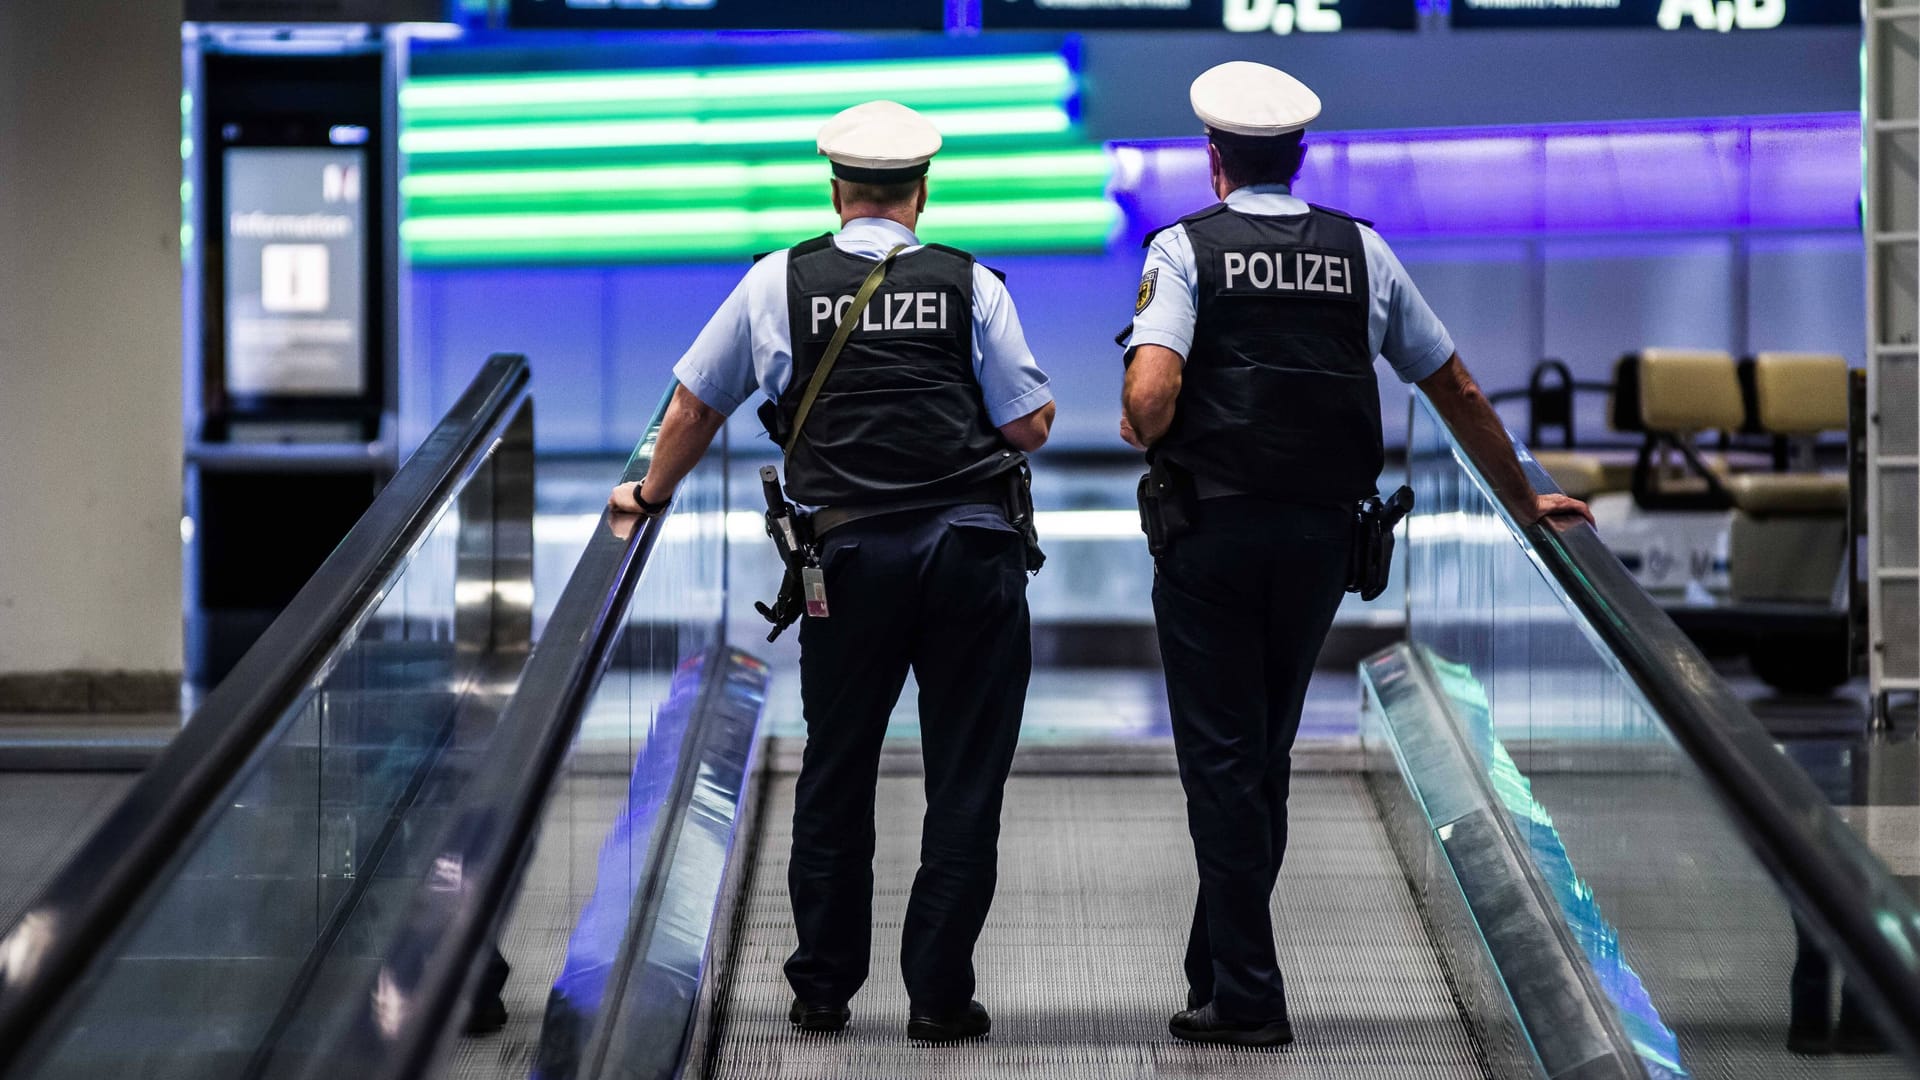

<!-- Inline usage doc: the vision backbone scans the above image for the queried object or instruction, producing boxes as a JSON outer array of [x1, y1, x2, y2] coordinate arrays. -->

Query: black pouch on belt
[[1348, 485, 1416, 601], [1137, 456, 1195, 558]]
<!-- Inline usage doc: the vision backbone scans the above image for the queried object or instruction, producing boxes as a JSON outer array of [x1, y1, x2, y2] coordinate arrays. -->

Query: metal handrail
[[1413, 389, 1920, 1062], [299, 385, 713, 1080], [0, 354, 533, 1074]]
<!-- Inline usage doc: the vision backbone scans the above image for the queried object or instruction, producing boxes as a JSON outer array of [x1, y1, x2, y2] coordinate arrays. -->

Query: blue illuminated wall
[[1071, 29, 1860, 137], [407, 116, 1861, 451], [400, 32, 1863, 454]]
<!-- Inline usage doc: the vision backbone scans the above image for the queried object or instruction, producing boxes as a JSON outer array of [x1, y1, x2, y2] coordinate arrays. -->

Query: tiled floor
[[1729, 666, 1920, 894], [0, 771, 137, 929]]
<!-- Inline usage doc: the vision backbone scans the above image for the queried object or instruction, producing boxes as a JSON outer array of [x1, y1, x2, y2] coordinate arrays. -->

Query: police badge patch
[[1135, 268, 1158, 315]]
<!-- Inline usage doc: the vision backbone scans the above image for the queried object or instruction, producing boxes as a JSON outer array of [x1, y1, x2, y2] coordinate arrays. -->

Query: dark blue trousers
[[1152, 495, 1351, 1024], [783, 502, 1031, 1013]]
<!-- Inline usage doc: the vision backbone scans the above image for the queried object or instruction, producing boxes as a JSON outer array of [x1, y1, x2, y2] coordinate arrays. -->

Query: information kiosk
[[184, 32, 396, 685]]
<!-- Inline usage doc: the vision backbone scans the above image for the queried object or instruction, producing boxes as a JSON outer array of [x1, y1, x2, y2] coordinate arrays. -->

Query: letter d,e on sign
[[1224, 0, 1341, 34]]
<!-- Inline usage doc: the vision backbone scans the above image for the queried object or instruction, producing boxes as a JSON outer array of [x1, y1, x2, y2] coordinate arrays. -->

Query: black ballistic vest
[[1155, 203, 1382, 506], [778, 234, 1017, 506]]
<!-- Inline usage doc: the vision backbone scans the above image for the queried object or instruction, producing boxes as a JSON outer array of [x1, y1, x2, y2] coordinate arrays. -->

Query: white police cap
[[1190, 61, 1322, 138], [817, 100, 943, 184]]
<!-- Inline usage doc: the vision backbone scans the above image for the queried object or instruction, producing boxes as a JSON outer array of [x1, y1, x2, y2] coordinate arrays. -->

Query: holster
[[1001, 460, 1047, 573], [755, 463, 818, 642], [1347, 485, 1415, 602], [1137, 456, 1195, 558]]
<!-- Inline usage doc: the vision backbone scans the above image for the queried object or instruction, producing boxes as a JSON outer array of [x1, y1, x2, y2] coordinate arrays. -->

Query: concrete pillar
[[0, 4, 185, 710]]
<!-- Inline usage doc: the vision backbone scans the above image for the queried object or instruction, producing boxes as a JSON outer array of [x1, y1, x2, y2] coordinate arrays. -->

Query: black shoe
[[1787, 997, 1830, 1055], [1832, 1014, 1891, 1055], [464, 996, 508, 1036], [789, 998, 851, 1033], [908, 1000, 991, 1043], [1186, 988, 1210, 1010], [1786, 1024, 1830, 1056], [1169, 1003, 1293, 1048]]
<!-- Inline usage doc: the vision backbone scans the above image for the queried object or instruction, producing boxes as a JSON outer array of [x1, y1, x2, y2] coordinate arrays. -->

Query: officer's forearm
[[639, 384, 728, 504], [999, 400, 1056, 452], [1417, 354, 1537, 518], [1124, 345, 1184, 446]]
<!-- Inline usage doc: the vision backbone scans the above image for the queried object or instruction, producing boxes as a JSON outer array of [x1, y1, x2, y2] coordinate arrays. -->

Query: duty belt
[[810, 481, 1006, 537], [1191, 473, 1250, 501], [1191, 471, 1346, 508]]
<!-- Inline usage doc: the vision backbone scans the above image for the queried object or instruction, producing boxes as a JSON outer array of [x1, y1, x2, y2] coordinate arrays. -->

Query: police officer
[[1120, 62, 1592, 1047], [610, 100, 1055, 1043]]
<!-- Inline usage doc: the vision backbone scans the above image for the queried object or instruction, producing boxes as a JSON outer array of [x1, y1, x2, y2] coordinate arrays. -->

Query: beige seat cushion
[[1639, 348, 1744, 433], [1725, 472, 1850, 514], [1752, 352, 1849, 435], [1703, 449, 1773, 475], [1533, 450, 1634, 499]]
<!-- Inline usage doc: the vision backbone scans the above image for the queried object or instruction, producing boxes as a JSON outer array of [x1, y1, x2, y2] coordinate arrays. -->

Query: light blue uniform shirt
[[672, 217, 1054, 426], [1126, 184, 1455, 384]]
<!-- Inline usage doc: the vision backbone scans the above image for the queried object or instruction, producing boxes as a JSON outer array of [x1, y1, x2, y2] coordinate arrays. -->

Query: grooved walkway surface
[[706, 773, 1488, 1080]]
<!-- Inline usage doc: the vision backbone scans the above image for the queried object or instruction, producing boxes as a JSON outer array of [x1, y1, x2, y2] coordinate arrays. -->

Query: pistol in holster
[[1001, 459, 1047, 573], [1347, 485, 1415, 602], [754, 464, 819, 642], [1136, 456, 1196, 559]]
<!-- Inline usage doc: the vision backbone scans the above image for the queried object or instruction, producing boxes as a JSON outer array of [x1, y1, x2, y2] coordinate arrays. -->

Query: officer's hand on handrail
[[607, 510, 640, 541], [608, 482, 646, 514], [608, 479, 670, 518], [1531, 493, 1595, 527]]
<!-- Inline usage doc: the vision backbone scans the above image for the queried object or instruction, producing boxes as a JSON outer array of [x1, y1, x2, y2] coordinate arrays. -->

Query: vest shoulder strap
[[1306, 203, 1375, 229], [922, 241, 973, 264], [1141, 202, 1230, 249], [920, 241, 1000, 281], [785, 233, 837, 260], [784, 244, 906, 458]]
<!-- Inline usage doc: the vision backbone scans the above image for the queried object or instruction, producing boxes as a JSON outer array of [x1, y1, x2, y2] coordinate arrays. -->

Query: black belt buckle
[[1349, 485, 1415, 601]]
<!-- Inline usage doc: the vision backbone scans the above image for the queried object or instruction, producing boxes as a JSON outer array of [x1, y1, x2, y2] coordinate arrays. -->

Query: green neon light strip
[[401, 150, 1111, 214], [401, 104, 1073, 157], [402, 197, 1119, 264], [401, 55, 1073, 125], [404, 198, 1116, 240], [397, 51, 1114, 264]]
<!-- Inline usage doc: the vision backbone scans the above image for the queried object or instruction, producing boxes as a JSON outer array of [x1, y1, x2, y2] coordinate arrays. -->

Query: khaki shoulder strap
[[783, 244, 907, 459]]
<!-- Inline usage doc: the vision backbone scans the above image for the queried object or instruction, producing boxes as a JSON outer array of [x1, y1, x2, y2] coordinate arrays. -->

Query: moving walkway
[[0, 363, 1915, 1079]]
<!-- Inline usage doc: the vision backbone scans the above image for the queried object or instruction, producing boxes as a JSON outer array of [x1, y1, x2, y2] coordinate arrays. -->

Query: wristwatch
[[632, 484, 670, 518]]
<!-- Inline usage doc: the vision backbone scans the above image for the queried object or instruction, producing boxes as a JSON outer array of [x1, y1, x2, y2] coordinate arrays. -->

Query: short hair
[[1207, 128, 1307, 188], [835, 178, 922, 208]]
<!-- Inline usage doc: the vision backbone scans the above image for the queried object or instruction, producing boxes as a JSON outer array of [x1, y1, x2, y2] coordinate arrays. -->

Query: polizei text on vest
[[809, 291, 953, 336], [1220, 250, 1355, 296]]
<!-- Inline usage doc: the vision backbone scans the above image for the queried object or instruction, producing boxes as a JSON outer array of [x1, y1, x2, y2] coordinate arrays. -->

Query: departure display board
[[224, 147, 368, 398], [183, 0, 443, 21], [980, 0, 1416, 31], [507, 0, 945, 30], [1450, 0, 1855, 27]]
